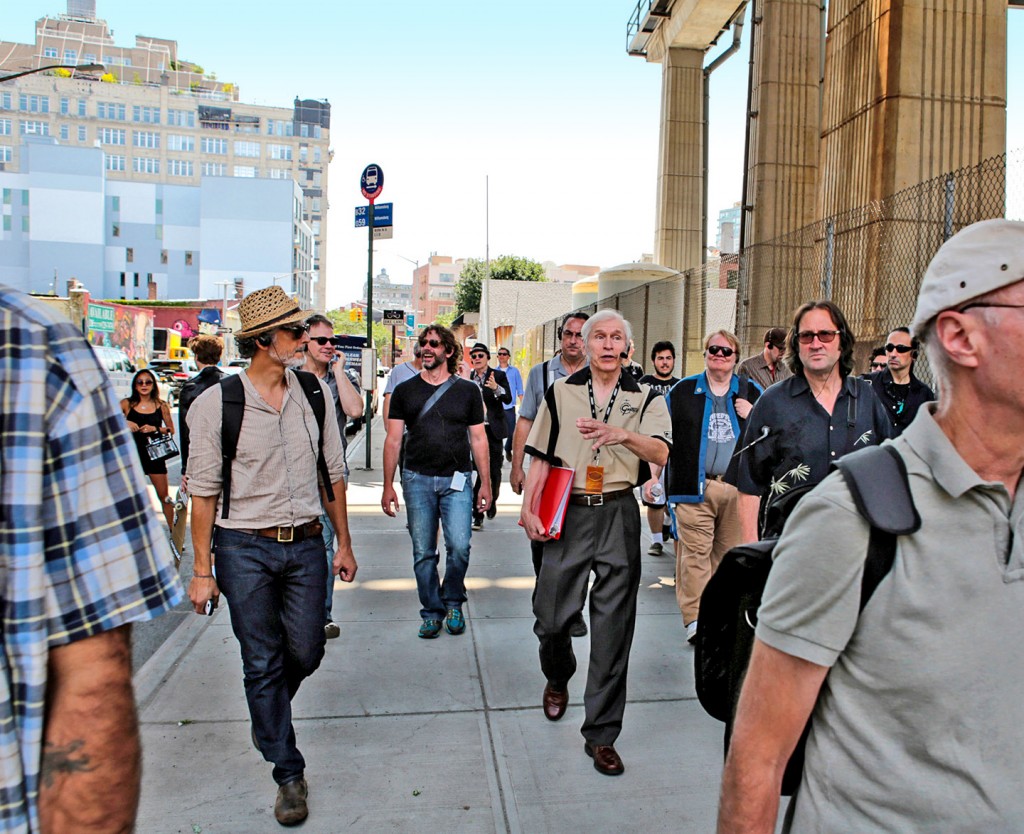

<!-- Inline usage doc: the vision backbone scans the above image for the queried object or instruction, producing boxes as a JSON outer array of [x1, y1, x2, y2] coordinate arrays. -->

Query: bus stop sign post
[[360, 164, 383, 469]]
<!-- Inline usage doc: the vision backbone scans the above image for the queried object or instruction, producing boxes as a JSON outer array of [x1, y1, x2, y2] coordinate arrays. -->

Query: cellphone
[[204, 599, 216, 616]]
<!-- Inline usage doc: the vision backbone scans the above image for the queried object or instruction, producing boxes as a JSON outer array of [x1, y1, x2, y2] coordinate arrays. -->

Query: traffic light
[[348, 308, 364, 323]]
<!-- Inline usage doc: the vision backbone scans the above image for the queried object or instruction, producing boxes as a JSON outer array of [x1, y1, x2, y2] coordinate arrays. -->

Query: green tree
[[326, 310, 391, 364], [454, 255, 546, 314]]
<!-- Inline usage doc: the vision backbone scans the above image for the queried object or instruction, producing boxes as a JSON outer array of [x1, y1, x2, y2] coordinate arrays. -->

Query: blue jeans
[[320, 511, 335, 622], [402, 469, 473, 621], [214, 527, 327, 785]]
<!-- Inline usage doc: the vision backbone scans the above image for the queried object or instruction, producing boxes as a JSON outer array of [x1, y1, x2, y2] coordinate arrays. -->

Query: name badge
[[585, 465, 604, 495], [451, 471, 466, 492]]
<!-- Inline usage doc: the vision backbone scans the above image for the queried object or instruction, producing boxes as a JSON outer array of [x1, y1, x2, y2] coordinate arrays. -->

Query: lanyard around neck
[[587, 376, 620, 424]]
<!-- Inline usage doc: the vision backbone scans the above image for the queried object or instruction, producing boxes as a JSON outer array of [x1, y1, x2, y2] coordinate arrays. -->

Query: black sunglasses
[[308, 336, 334, 346], [470, 352, 487, 359], [706, 345, 735, 357], [419, 338, 442, 348], [871, 361, 887, 370], [884, 343, 913, 353], [279, 324, 308, 337], [497, 351, 510, 356], [797, 329, 841, 344]]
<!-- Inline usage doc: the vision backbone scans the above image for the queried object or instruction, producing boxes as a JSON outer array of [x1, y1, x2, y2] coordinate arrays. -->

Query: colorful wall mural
[[87, 301, 153, 367]]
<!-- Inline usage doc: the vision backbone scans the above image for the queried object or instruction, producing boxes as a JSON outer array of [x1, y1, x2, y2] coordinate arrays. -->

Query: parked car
[[149, 358, 198, 405], [91, 345, 136, 400]]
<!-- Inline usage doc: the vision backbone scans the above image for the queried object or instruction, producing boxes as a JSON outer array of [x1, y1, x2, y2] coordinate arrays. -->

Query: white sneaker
[[686, 621, 698, 644]]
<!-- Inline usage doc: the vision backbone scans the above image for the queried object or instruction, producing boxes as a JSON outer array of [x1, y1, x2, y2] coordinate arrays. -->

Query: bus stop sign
[[360, 164, 383, 202]]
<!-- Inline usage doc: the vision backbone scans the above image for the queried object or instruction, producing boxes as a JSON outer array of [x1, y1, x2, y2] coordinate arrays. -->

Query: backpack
[[694, 444, 921, 795], [219, 369, 334, 519]]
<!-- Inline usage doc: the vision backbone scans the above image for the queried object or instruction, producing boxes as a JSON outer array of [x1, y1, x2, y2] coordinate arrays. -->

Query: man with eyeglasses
[[303, 314, 365, 640], [735, 300, 890, 543], [381, 324, 491, 640], [511, 311, 590, 636], [719, 219, 1024, 833], [867, 327, 935, 436], [186, 286, 356, 826], [496, 346, 524, 461], [644, 331, 760, 644], [737, 327, 793, 389], [468, 342, 512, 530]]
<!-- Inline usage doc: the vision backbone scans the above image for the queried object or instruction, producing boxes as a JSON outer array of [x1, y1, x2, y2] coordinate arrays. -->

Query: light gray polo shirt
[[758, 403, 1024, 831]]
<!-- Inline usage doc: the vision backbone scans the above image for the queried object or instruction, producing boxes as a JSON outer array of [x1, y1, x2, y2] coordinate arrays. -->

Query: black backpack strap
[[220, 374, 245, 519], [291, 369, 335, 504], [836, 444, 921, 609]]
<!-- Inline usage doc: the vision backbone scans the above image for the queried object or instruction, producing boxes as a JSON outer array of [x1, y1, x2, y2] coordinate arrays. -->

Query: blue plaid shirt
[[0, 286, 183, 832]]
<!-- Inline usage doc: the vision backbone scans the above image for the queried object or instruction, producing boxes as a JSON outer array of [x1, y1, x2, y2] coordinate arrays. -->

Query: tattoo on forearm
[[41, 740, 94, 786]]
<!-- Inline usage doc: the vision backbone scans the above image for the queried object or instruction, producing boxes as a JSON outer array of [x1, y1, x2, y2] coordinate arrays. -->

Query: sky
[[4, 1, 1022, 311]]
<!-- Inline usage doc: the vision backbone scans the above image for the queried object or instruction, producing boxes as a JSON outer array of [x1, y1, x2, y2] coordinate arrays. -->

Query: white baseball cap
[[911, 219, 1024, 337]]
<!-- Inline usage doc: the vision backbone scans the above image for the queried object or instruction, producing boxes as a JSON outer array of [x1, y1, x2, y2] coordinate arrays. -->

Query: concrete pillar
[[654, 47, 704, 272], [818, 0, 1006, 218]]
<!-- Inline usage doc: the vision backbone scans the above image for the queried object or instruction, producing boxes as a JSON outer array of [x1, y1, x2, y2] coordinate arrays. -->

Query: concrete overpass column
[[654, 47, 704, 272]]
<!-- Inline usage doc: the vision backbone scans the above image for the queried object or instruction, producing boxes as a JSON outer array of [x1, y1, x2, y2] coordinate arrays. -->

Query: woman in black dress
[[121, 368, 176, 528]]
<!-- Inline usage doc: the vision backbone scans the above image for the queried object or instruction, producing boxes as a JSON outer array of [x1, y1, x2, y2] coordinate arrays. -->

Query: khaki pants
[[673, 479, 741, 625]]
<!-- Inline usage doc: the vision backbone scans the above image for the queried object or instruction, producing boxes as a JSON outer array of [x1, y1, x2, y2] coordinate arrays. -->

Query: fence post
[[943, 174, 956, 241], [822, 219, 835, 300]]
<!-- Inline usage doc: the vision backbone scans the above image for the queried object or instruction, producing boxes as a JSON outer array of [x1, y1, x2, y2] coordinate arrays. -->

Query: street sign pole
[[365, 199, 374, 470]]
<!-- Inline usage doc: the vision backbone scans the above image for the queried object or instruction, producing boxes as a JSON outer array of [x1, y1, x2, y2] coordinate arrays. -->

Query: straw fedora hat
[[235, 286, 314, 339]]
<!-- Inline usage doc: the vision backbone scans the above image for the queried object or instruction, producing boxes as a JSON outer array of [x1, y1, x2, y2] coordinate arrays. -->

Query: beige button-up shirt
[[186, 370, 346, 529]]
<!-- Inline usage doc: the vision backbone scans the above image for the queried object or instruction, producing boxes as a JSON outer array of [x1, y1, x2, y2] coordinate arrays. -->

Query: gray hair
[[581, 309, 632, 347], [412, 340, 422, 357]]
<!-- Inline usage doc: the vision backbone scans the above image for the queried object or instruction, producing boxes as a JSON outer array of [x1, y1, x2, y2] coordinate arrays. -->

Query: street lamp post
[[0, 63, 104, 83]]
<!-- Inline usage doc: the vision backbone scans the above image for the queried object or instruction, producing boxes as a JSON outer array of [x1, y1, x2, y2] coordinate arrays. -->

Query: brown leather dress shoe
[[274, 778, 309, 826], [542, 683, 569, 721], [585, 742, 625, 776]]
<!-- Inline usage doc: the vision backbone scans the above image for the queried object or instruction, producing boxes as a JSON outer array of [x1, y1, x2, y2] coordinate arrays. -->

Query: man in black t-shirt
[[381, 324, 491, 640], [867, 326, 935, 436], [638, 340, 680, 556]]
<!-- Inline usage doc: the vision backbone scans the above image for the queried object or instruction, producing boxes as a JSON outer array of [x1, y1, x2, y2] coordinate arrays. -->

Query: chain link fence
[[524, 149, 1023, 385]]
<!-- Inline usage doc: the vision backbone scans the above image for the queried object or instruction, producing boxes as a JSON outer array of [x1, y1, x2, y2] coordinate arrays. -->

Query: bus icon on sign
[[365, 166, 379, 188], [361, 163, 383, 200]]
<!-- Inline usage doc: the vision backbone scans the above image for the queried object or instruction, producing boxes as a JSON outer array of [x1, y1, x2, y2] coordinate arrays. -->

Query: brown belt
[[568, 487, 635, 507], [236, 521, 323, 544]]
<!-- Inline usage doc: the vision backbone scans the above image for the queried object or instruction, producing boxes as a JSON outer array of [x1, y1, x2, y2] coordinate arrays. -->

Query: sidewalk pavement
[[134, 418, 729, 833]]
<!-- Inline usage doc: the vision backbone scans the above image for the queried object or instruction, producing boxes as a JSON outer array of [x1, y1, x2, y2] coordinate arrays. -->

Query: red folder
[[519, 466, 574, 539]]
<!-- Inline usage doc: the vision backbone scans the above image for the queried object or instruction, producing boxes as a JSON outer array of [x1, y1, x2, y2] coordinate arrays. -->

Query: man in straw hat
[[186, 285, 357, 826], [719, 219, 1024, 831]]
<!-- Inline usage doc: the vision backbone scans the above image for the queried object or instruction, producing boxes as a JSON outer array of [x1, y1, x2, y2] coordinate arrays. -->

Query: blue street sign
[[354, 203, 392, 227], [360, 163, 383, 201], [405, 312, 416, 330]]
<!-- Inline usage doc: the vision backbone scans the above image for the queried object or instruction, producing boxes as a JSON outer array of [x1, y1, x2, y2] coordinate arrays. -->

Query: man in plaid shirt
[[0, 285, 182, 832]]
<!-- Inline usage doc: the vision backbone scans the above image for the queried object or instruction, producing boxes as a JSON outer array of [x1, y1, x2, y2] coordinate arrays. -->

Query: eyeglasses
[[956, 301, 1024, 314], [419, 338, 442, 348], [870, 362, 888, 370], [706, 345, 735, 357], [136, 379, 153, 386], [308, 336, 335, 346], [884, 343, 913, 354], [279, 324, 308, 338], [797, 329, 841, 344], [470, 352, 487, 359], [563, 331, 584, 341], [497, 352, 510, 357]]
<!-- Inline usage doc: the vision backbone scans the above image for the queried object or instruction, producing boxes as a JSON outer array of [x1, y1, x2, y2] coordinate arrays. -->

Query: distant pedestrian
[[496, 346, 524, 461], [865, 345, 888, 374], [638, 340, 680, 556], [121, 368, 176, 529], [736, 327, 792, 389], [469, 342, 512, 530], [718, 217, 1024, 833], [621, 339, 644, 381], [511, 311, 590, 637], [521, 309, 671, 776], [867, 326, 935, 435], [381, 324, 491, 639], [0, 284, 182, 832], [187, 286, 356, 826], [177, 333, 224, 475]]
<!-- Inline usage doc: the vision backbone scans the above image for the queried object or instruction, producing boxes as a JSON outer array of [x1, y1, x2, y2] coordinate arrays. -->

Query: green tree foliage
[[454, 256, 546, 314], [326, 309, 390, 363]]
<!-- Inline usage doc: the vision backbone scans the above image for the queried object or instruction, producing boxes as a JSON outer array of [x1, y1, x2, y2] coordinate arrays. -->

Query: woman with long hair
[[121, 368, 176, 528]]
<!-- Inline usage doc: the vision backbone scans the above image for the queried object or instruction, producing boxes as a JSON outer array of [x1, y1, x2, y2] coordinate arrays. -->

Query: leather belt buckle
[[277, 526, 294, 543], [589, 494, 604, 506]]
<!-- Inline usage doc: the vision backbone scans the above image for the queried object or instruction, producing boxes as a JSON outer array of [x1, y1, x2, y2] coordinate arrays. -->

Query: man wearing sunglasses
[[303, 314, 365, 640], [719, 220, 1024, 833], [496, 347, 524, 462], [644, 331, 760, 644], [866, 327, 935, 436], [734, 300, 890, 543], [736, 327, 792, 389], [468, 342, 512, 530]]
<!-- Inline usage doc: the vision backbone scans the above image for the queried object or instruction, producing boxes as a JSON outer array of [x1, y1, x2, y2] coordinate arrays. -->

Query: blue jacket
[[665, 372, 762, 504]]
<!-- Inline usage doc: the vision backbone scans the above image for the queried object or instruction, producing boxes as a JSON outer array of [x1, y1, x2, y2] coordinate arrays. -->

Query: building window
[[133, 272, 139, 287], [77, 125, 86, 141], [132, 157, 160, 174], [2, 189, 9, 204], [21, 216, 29, 233], [268, 168, 289, 179], [19, 121, 49, 136], [43, 47, 58, 58], [314, 147, 322, 163], [155, 226, 162, 239], [112, 223, 119, 237], [0, 119, 10, 135], [126, 248, 134, 263], [77, 99, 86, 117], [185, 251, 193, 266], [63, 49, 77, 62], [233, 165, 256, 178], [439, 273, 455, 283], [132, 106, 160, 123], [200, 162, 226, 176], [97, 102, 126, 120], [60, 97, 69, 115], [59, 124, 69, 140], [168, 159, 193, 177], [298, 146, 308, 163], [2, 216, 9, 232], [312, 197, 321, 212], [99, 128, 125, 145], [233, 141, 260, 158], [0, 93, 9, 110], [167, 109, 195, 127], [0, 146, 11, 163], [201, 137, 227, 154], [105, 154, 125, 171], [19, 95, 49, 113], [269, 144, 292, 161], [312, 172, 321, 187], [133, 130, 160, 149], [167, 134, 194, 152], [120, 272, 125, 287], [111, 197, 119, 211], [84, 53, 96, 63], [160, 250, 168, 264]]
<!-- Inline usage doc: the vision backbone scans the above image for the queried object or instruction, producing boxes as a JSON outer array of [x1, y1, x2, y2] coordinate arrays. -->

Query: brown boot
[[274, 778, 308, 826]]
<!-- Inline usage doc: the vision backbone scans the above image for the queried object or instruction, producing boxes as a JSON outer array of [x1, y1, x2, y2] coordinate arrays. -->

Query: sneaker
[[569, 615, 588, 638], [472, 516, 484, 531], [444, 608, 466, 635], [418, 619, 442, 639], [647, 541, 664, 556], [686, 620, 698, 644], [486, 504, 497, 520], [324, 622, 340, 639]]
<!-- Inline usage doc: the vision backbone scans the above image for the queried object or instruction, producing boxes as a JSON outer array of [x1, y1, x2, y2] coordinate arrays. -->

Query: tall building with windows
[[411, 255, 466, 323], [716, 203, 741, 255], [0, 1, 333, 310]]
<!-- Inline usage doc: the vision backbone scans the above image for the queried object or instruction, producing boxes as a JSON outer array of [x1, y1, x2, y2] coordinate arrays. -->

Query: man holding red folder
[[520, 309, 672, 776]]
